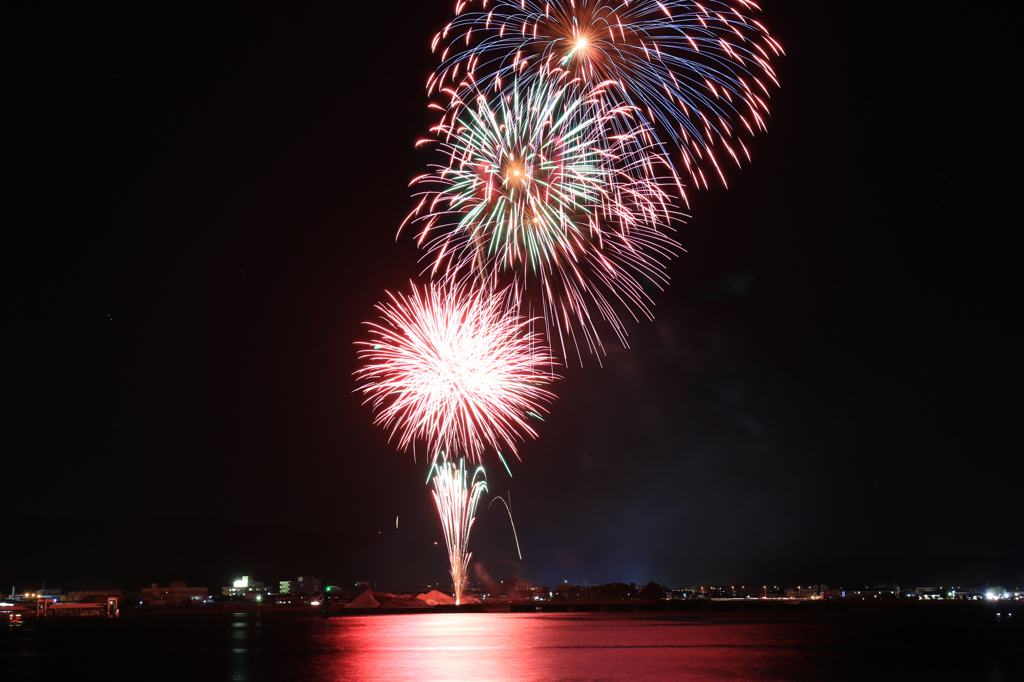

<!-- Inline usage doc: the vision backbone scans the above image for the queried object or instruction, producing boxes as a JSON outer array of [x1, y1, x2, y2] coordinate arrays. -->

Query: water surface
[[3, 611, 1019, 681]]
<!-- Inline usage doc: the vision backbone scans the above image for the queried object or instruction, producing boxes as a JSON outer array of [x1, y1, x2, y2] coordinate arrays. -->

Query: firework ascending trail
[[355, 281, 558, 464], [429, 0, 783, 190], [430, 454, 488, 605]]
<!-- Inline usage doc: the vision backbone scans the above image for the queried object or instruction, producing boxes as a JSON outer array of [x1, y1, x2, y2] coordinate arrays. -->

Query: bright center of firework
[[502, 158, 529, 187], [576, 37, 588, 50]]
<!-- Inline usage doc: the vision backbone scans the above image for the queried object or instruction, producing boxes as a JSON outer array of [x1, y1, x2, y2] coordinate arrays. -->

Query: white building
[[222, 576, 271, 599]]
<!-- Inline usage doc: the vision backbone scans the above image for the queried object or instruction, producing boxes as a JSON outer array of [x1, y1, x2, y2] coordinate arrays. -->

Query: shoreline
[[117, 599, 1014, 617]]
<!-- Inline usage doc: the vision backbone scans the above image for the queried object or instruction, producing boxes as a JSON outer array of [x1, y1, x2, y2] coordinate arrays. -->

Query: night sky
[[4, 1, 1018, 593]]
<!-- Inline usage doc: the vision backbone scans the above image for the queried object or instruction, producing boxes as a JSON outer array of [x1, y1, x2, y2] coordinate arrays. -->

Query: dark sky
[[3, 1, 1018, 593]]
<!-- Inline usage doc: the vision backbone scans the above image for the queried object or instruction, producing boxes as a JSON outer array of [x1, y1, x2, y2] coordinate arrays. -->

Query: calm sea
[[2, 611, 1020, 681]]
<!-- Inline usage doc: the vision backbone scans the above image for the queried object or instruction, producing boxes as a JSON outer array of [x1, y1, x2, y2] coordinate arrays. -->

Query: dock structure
[[2, 596, 119, 620]]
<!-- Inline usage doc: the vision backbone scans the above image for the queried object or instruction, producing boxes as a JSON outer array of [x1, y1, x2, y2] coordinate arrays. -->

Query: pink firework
[[355, 282, 558, 464]]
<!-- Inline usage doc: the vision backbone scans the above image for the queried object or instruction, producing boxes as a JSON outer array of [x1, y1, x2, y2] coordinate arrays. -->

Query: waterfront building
[[67, 590, 123, 603], [222, 576, 271, 600], [783, 585, 828, 599], [508, 579, 534, 600], [141, 581, 208, 605], [279, 576, 321, 595]]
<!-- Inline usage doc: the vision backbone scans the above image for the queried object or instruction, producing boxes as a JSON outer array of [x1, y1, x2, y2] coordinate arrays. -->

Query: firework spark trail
[[488, 495, 523, 560], [355, 281, 558, 464], [429, 0, 782, 190], [404, 71, 684, 360], [430, 454, 488, 605]]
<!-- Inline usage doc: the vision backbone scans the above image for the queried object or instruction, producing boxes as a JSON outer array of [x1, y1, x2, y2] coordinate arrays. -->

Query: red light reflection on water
[[315, 613, 815, 681], [324, 614, 544, 681]]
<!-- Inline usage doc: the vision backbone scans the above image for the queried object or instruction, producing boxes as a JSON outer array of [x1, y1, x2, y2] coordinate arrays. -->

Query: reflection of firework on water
[[429, 0, 782, 189], [430, 454, 487, 605], [405, 72, 682, 359], [355, 282, 557, 464]]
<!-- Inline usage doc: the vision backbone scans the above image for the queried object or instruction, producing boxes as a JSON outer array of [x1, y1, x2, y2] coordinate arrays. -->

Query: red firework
[[355, 282, 558, 464]]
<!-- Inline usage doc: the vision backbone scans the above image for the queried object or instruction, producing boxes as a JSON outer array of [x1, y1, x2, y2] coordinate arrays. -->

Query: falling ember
[[430, 454, 488, 605], [488, 495, 523, 560]]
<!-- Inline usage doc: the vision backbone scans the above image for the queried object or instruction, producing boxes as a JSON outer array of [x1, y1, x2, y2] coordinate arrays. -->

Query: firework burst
[[429, 0, 783, 190], [430, 454, 487, 605], [404, 72, 682, 359], [355, 282, 557, 464]]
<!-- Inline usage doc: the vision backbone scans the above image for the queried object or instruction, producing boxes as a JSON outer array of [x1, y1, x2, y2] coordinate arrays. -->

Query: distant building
[[952, 588, 983, 600], [731, 585, 775, 599], [508, 579, 533, 599], [12, 588, 62, 600], [222, 576, 271, 600], [141, 582, 207, 605], [669, 589, 694, 600], [841, 586, 898, 600], [279, 577, 321, 595], [67, 590, 123, 603], [531, 587, 552, 600]]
